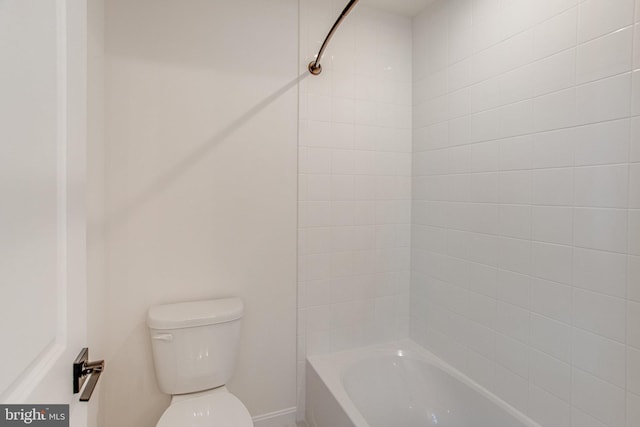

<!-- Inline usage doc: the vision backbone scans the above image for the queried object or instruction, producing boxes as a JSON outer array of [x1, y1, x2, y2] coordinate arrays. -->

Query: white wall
[[411, 0, 640, 426], [101, 0, 299, 425], [87, 0, 106, 424], [297, 0, 413, 419]]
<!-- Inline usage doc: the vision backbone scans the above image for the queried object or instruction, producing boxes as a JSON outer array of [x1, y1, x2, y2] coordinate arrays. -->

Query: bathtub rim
[[306, 338, 542, 427]]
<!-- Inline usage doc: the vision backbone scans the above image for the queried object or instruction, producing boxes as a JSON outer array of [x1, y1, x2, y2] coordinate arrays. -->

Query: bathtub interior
[[306, 340, 539, 427], [343, 353, 527, 427]]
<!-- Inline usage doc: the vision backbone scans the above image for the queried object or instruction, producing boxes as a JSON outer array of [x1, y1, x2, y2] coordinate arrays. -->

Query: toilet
[[147, 297, 254, 427]]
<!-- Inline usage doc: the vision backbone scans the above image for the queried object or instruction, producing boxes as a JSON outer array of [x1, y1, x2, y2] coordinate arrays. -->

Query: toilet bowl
[[147, 298, 253, 427], [156, 388, 252, 427]]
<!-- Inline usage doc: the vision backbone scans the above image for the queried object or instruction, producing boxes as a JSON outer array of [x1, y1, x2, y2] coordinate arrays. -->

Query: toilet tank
[[147, 298, 243, 395]]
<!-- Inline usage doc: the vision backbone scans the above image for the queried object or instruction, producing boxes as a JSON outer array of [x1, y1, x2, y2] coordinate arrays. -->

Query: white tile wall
[[298, 0, 412, 419], [411, 1, 640, 426]]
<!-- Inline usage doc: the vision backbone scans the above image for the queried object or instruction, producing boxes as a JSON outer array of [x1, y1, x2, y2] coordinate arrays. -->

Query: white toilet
[[147, 297, 254, 427]]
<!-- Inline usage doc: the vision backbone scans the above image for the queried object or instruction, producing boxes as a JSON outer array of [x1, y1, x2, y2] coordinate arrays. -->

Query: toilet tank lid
[[147, 298, 244, 330]]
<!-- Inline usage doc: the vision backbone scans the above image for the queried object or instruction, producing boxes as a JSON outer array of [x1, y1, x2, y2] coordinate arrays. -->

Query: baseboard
[[252, 407, 298, 427]]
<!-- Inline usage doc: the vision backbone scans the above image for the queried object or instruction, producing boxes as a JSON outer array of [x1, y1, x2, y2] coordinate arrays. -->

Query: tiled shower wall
[[297, 0, 412, 418], [410, 0, 640, 426]]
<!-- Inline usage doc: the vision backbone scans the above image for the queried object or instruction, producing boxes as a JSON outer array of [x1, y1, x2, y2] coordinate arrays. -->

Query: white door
[[0, 0, 88, 425]]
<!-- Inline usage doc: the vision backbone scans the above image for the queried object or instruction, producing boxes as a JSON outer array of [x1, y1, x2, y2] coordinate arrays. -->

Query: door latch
[[73, 348, 105, 402]]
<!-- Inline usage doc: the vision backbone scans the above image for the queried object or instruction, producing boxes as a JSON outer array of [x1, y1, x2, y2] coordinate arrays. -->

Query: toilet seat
[[157, 391, 253, 427]]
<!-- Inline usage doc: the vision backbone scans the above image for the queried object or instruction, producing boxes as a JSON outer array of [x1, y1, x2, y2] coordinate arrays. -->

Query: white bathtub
[[305, 340, 540, 427]]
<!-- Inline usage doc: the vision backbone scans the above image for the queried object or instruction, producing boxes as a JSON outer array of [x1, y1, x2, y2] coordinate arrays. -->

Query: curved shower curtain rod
[[308, 0, 360, 76]]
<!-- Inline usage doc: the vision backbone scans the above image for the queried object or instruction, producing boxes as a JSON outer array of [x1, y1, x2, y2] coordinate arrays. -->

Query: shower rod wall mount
[[308, 0, 360, 76]]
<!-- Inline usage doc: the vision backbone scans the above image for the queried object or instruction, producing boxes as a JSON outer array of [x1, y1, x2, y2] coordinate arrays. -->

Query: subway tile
[[466, 322, 497, 360], [633, 70, 640, 116], [448, 57, 473, 91], [530, 313, 571, 363], [630, 164, 640, 209], [577, 0, 635, 43], [532, 128, 575, 169], [571, 408, 608, 427], [529, 347, 572, 401], [573, 165, 629, 208], [532, 206, 573, 246], [463, 290, 496, 328], [332, 97, 355, 123], [493, 365, 528, 414], [496, 269, 531, 309], [323, 3, 640, 421], [499, 135, 533, 171], [448, 87, 472, 119], [573, 208, 628, 253], [495, 332, 529, 379], [533, 7, 577, 59], [437, 258, 468, 294], [576, 26, 633, 85], [576, 72, 632, 125], [331, 150, 356, 175], [572, 368, 626, 427], [534, 87, 577, 132], [448, 21, 473, 65], [533, 0, 579, 24], [499, 171, 532, 205], [532, 168, 573, 206], [630, 256, 640, 302], [533, 48, 576, 96], [528, 385, 571, 427], [471, 140, 501, 172], [466, 203, 499, 235], [308, 94, 332, 121], [466, 232, 499, 266], [502, 0, 536, 38], [448, 116, 472, 146], [300, 147, 332, 174], [331, 175, 355, 201], [469, 173, 500, 203], [530, 278, 572, 323], [635, 23, 640, 67], [448, 145, 472, 174], [466, 262, 498, 298], [573, 248, 627, 298], [473, 15, 505, 54], [572, 289, 626, 342], [355, 100, 378, 125], [572, 327, 626, 387], [498, 100, 534, 139], [498, 25, 534, 73], [306, 174, 332, 201], [631, 117, 640, 162], [494, 301, 530, 343], [573, 119, 630, 166], [472, 109, 502, 142], [629, 347, 640, 395], [499, 205, 532, 240], [499, 64, 536, 107], [497, 237, 532, 276], [299, 227, 332, 255], [305, 120, 332, 148], [331, 201, 355, 226], [629, 392, 640, 427], [629, 301, 640, 348], [466, 349, 496, 389], [531, 242, 573, 285], [330, 123, 355, 150], [353, 201, 375, 225], [299, 201, 332, 228], [445, 174, 472, 202]]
